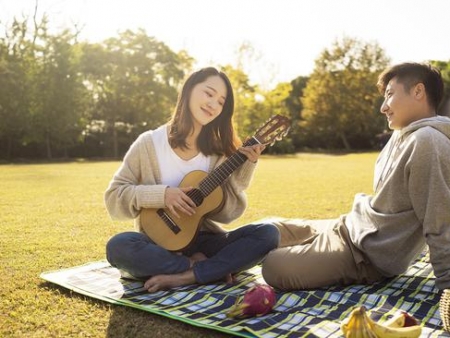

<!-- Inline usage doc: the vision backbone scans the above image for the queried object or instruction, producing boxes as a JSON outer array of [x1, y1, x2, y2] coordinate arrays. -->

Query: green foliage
[[221, 64, 297, 153], [282, 76, 309, 150], [430, 60, 450, 114], [1, 16, 449, 160], [0, 18, 36, 159], [31, 27, 89, 158], [256, 82, 295, 153], [219, 64, 256, 139], [80, 29, 192, 158], [0, 18, 193, 160], [300, 37, 390, 150], [0, 154, 377, 337]]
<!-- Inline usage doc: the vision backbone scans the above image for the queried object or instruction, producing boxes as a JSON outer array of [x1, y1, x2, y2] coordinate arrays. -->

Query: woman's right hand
[[164, 186, 196, 218]]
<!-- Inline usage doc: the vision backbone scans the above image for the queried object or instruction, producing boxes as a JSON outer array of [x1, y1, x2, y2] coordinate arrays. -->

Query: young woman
[[105, 67, 280, 292]]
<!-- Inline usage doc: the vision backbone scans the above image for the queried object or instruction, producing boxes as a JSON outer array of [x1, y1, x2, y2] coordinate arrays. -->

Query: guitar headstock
[[254, 115, 291, 146]]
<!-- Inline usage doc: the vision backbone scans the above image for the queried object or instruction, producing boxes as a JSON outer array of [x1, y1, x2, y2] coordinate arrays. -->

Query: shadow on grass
[[39, 281, 234, 338], [106, 305, 234, 338]]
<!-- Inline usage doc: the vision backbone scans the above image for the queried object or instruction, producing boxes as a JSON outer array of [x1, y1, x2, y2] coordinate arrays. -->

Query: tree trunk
[[113, 124, 119, 159], [46, 132, 52, 159], [339, 132, 351, 150], [6, 135, 13, 160]]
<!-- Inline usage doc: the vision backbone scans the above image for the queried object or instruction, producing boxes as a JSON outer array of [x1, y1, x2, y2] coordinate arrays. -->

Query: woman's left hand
[[238, 144, 266, 163]]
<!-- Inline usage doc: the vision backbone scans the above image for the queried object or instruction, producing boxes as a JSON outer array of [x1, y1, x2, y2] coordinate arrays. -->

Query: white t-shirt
[[152, 124, 210, 187]]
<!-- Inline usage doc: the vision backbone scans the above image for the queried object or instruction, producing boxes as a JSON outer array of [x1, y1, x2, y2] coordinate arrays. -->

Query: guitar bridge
[[156, 209, 181, 234]]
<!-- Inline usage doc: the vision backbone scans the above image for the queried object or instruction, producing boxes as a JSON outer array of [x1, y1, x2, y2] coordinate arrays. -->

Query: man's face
[[380, 77, 421, 130]]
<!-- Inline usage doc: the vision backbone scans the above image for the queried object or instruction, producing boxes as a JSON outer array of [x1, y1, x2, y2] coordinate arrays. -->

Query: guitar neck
[[198, 137, 259, 197]]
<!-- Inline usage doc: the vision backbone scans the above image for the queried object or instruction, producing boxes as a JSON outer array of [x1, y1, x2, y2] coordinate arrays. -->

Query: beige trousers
[[261, 217, 383, 290]]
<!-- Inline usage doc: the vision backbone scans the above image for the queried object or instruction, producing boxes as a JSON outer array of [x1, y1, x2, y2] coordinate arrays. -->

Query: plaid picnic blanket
[[40, 251, 447, 337]]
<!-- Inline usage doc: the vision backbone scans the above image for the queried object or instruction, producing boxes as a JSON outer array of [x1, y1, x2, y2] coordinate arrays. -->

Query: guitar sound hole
[[186, 188, 204, 207]]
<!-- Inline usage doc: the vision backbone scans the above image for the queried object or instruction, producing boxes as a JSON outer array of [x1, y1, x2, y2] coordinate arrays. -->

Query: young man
[[261, 62, 450, 293]]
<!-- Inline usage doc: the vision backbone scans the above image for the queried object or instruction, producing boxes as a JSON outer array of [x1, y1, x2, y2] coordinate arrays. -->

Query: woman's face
[[188, 75, 227, 128]]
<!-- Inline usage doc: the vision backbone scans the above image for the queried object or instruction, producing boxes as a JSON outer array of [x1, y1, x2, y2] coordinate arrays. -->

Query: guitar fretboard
[[198, 137, 259, 197]]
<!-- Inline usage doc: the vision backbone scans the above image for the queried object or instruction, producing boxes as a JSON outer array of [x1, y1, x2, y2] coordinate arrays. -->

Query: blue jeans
[[106, 223, 280, 284]]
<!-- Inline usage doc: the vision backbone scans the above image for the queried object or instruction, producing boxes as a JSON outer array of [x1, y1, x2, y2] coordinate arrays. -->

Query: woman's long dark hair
[[168, 67, 241, 157]]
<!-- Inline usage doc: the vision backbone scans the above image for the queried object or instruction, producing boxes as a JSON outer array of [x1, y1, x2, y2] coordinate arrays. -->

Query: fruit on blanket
[[226, 284, 276, 318], [383, 311, 420, 328], [369, 314, 422, 338], [341, 306, 377, 338], [341, 306, 422, 338]]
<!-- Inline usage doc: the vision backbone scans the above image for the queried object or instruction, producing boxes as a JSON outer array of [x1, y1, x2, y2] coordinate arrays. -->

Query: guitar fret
[[199, 142, 256, 195]]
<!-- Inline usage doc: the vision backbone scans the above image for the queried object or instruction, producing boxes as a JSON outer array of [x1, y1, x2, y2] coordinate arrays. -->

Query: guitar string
[[197, 129, 285, 196], [201, 155, 246, 194]]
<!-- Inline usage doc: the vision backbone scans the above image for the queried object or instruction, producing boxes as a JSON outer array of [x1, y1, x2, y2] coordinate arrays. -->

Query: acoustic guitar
[[140, 114, 291, 251]]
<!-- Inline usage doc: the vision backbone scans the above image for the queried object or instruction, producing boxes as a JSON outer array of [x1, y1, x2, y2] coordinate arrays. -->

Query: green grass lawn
[[0, 153, 378, 337]]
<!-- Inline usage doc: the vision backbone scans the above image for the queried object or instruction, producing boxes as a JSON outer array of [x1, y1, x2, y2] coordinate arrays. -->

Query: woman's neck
[[169, 124, 202, 161]]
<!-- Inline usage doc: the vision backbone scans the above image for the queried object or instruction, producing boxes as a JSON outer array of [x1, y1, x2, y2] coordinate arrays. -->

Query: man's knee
[[261, 249, 305, 290]]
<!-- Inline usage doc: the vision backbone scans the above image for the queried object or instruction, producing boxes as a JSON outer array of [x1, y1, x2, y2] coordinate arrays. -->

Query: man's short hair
[[377, 62, 444, 110]]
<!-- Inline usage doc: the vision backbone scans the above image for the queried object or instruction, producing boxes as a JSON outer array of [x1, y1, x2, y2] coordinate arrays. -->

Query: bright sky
[[1, 0, 450, 88]]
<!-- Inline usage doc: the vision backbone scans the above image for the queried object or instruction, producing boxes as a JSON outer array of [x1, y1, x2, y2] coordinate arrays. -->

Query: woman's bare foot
[[143, 252, 235, 292], [144, 269, 196, 293], [144, 252, 205, 293], [225, 273, 234, 284]]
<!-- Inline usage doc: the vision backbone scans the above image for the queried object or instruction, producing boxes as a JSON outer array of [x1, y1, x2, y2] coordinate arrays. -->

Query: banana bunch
[[341, 306, 422, 338]]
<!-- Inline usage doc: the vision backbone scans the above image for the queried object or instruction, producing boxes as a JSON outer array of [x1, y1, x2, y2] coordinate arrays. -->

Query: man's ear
[[413, 83, 426, 100]]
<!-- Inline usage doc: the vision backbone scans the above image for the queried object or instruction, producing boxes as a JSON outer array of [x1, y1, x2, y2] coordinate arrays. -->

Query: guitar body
[[139, 114, 290, 251], [140, 170, 224, 252]]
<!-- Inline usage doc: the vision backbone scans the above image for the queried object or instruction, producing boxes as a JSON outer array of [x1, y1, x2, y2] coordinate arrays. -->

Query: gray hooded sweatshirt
[[345, 116, 450, 290]]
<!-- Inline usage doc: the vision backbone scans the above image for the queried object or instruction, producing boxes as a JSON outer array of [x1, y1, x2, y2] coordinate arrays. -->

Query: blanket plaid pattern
[[40, 251, 448, 337]]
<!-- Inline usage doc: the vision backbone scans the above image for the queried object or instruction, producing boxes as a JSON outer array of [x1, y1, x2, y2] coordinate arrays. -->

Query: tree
[[220, 64, 258, 139], [255, 82, 295, 153], [300, 37, 390, 150], [430, 60, 450, 116], [223, 41, 279, 141], [221, 63, 295, 153], [285, 76, 308, 149], [0, 18, 35, 159], [30, 26, 89, 159], [80, 29, 193, 158]]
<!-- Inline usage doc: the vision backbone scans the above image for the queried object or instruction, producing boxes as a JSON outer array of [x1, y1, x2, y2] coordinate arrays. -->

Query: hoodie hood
[[399, 115, 450, 139]]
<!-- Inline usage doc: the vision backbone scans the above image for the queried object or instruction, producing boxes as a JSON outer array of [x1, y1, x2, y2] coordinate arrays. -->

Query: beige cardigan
[[104, 127, 257, 233]]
